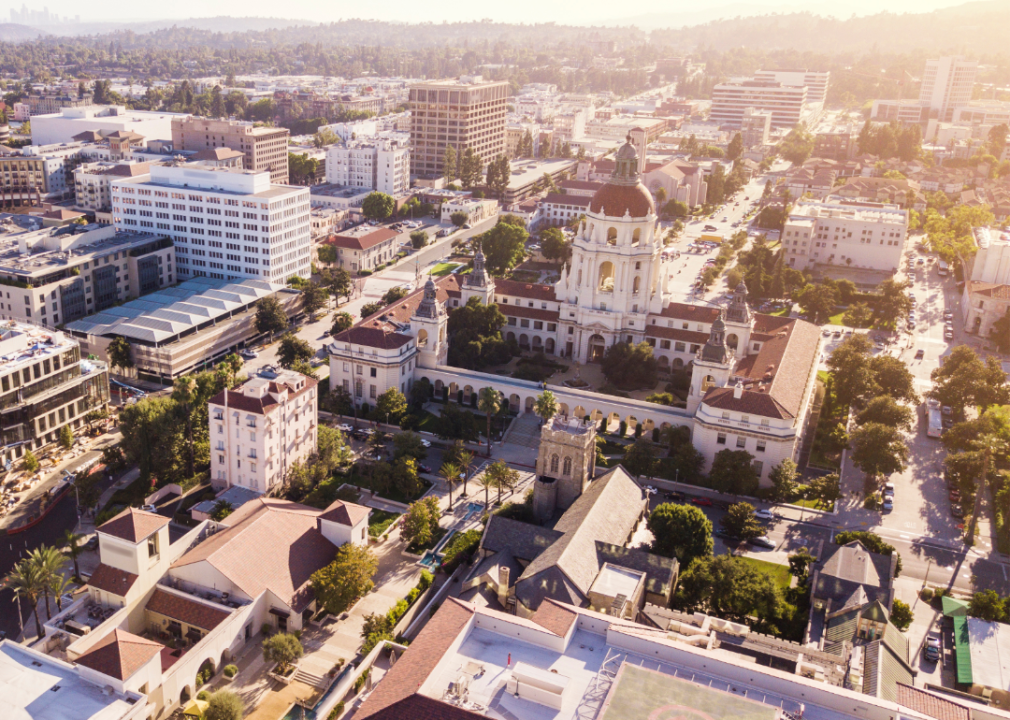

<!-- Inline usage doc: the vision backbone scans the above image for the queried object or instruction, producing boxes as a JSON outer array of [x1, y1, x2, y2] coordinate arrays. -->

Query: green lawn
[[827, 309, 846, 325], [792, 497, 835, 512], [741, 556, 792, 590], [368, 510, 401, 537], [817, 370, 830, 384], [769, 306, 792, 317], [430, 263, 461, 276]]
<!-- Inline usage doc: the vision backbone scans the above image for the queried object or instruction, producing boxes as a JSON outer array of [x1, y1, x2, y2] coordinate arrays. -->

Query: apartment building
[[171, 117, 290, 185], [752, 69, 830, 104], [74, 162, 150, 217], [408, 76, 509, 178], [739, 107, 772, 147], [208, 367, 317, 492], [921, 56, 977, 122], [781, 200, 908, 272], [0, 323, 109, 465], [27, 92, 92, 117], [324, 139, 410, 195], [0, 223, 174, 327], [710, 80, 810, 129], [110, 162, 311, 283]]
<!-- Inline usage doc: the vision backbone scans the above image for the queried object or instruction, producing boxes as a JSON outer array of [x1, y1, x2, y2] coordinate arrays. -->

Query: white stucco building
[[329, 137, 821, 485], [208, 367, 318, 493], [781, 200, 908, 272], [325, 139, 410, 196], [31, 105, 190, 146]]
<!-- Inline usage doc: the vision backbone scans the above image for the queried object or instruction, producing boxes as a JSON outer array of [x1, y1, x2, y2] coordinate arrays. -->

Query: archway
[[519, 334, 530, 350], [434, 379, 444, 394], [545, 338, 555, 354], [657, 355, 669, 369], [598, 262, 615, 292], [181, 686, 193, 704], [591, 409, 603, 422], [672, 357, 684, 369], [588, 334, 606, 362], [524, 396, 535, 413], [726, 333, 739, 351], [449, 382, 458, 398], [559, 403, 569, 417], [506, 331, 516, 343], [417, 328, 428, 347], [607, 227, 617, 245], [632, 228, 641, 247], [573, 405, 586, 418], [532, 336, 543, 351], [643, 418, 656, 433], [701, 374, 717, 393], [463, 385, 474, 403], [632, 276, 641, 294], [509, 393, 521, 413]]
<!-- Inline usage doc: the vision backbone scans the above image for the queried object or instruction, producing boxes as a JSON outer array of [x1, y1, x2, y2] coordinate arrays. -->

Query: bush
[[418, 569, 434, 591], [890, 599, 913, 631], [359, 269, 372, 277], [223, 664, 238, 678], [261, 622, 272, 637], [354, 668, 371, 693], [328, 702, 346, 720], [197, 690, 210, 700], [618, 420, 627, 437], [205, 690, 244, 720], [440, 528, 482, 572], [919, 588, 934, 602], [262, 633, 304, 671]]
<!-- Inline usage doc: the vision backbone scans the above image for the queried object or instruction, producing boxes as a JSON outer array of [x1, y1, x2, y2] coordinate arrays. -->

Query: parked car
[[882, 497, 893, 512], [418, 464, 432, 474], [883, 482, 895, 497], [914, 349, 925, 360], [419, 438, 432, 448], [944, 311, 954, 321], [337, 423, 354, 433], [949, 488, 961, 502], [664, 491, 684, 502], [951, 503, 964, 518], [944, 330, 954, 341], [691, 497, 714, 507], [85, 535, 99, 551], [749, 536, 775, 549], [239, 349, 258, 359], [754, 509, 775, 520], [923, 636, 941, 662]]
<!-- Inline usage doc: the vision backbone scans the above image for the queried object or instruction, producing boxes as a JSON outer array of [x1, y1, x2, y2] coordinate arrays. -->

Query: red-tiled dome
[[589, 182, 655, 218]]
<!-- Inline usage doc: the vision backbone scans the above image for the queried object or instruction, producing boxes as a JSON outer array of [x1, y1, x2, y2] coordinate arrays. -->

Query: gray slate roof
[[813, 541, 894, 609], [480, 516, 562, 561]]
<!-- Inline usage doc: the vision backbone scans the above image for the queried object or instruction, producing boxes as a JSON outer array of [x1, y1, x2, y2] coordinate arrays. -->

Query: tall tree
[[720, 502, 764, 541], [442, 145, 458, 182], [459, 147, 483, 188], [277, 334, 314, 369], [726, 132, 744, 161], [478, 387, 501, 456], [301, 282, 328, 318], [534, 391, 557, 423], [107, 336, 133, 374], [2, 560, 45, 639], [172, 375, 198, 477], [310, 544, 378, 616], [255, 296, 288, 340], [362, 192, 395, 221], [648, 503, 713, 568], [849, 423, 908, 481]]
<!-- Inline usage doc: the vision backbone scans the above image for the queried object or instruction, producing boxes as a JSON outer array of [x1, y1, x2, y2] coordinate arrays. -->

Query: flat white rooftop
[[0, 640, 143, 720]]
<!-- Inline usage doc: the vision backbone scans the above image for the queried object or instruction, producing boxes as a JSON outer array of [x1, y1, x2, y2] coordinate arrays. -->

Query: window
[[550, 454, 559, 473], [370, 384, 377, 399], [721, 412, 730, 420], [760, 418, 770, 427], [370, 367, 377, 377], [756, 441, 766, 452], [563, 457, 572, 475], [752, 460, 764, 476], [716, 433, 727, 445], [736, 436, 746, 449]]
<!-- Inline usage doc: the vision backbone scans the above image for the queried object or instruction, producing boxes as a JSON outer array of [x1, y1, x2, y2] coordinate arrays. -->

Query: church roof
[[588, 183, 655, 218]]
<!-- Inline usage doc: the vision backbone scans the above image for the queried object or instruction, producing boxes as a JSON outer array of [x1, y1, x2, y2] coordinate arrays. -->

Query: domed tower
[[556, 135, 667, 362], [688, 312, 735, 414], [724, 280, 753, 354], [461, 244, 494, 305], [410, 277, 448, 369]]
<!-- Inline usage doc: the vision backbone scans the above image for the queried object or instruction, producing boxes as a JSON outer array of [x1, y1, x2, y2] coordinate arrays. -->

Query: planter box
[[269, 663, 297, 685]]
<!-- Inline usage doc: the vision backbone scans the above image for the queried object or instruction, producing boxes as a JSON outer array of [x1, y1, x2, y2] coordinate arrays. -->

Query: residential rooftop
[[0, 322, 80, 377]]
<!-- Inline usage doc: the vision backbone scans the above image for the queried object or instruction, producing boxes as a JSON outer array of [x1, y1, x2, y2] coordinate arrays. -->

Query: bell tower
[[410, 277, 448, 369], [533, 416, 597, 522], [688, 312, 734, 414], [724, 281, 753, 355], [460, 245, 494, 306]]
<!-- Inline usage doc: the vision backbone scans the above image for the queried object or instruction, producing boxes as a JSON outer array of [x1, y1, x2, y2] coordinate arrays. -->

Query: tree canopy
[[446, 297, 511, 370], [648, 502, 713, 568], [361, 192, 395, 221], [479, 221, 528, 276]]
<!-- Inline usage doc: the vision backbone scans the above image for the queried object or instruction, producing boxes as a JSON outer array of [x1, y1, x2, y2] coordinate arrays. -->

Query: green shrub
[[359, 270, 372, 277], [197, 690, 210, 700], [223, 664, 238, 678], [407, 587, 420, 603], [439, 528, 482, 572], [328, 702, 346, 720], [353, 668, 371, 693], [418, 569, 434, 591], [618, 420, 627, 437], [260, 622, 272, 637], [920, 588, 934, 601]]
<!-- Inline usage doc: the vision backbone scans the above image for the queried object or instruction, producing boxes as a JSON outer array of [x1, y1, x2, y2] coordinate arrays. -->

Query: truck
[[937, 259, 949, 277], [926, 398, 943, 439], [699, 234, 724, 244]]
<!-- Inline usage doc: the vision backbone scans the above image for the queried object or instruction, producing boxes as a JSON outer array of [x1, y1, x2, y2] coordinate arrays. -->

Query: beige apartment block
[[171, 117, 290, 184]]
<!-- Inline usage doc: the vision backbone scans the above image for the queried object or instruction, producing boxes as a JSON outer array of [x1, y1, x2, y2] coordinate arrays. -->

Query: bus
[[926, 398, 943, 438], [937, 260, 949, 277]]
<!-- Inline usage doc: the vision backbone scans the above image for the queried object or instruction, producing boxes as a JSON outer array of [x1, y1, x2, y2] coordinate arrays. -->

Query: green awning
[[952, 615, 973, 685], [943, 595, 969, 617]]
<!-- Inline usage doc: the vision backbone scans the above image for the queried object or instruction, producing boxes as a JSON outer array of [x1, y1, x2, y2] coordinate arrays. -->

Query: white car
[[419, 439, 431, 448], [239, 349, 258, 359], [645, 485, 657, 495], [337, 423, 354, 433], [754, 509, 775, 520]]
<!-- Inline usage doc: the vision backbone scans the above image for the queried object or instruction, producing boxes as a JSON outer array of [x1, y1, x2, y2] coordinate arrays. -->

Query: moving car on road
[[749, 536, 775, 549]]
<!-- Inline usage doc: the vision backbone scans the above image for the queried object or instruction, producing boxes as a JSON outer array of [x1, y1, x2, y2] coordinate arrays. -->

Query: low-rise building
[[962, 226, 1010, 341], [440, 197, 498, 226], [31, 105, 189, 146], [208, 367, 318, 493], [781, 200, 908, 272], [323, 225, 401, 274], [65, 276, 302, 382], [828, 176, 925, 211], [73, 161, 150, 219], [740, 107, 772, 148], [643, 159, 708, 207], [0, 223, 174, 327], [540, 193, 592, 227], [171, 116, 290, 185]]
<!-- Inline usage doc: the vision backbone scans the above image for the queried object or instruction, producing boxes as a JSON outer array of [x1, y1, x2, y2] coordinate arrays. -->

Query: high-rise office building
[[172, 117, 290, 185], [408, 77, 509, 178], [710, 80, 809, 129], [111, 163, 311, 283], [919, 56, 978, 122], [753, 69, 831, 104]]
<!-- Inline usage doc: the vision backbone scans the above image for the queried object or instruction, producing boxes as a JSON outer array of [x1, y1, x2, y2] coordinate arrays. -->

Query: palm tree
[[51, 573, 73, 612], [2, 561, 45, 639], [440, 462, 461, 510], [27, 545, 66, 621], [476, 468, 496, 510], [488, 460, 520, 506], [64, 529, 85, 581], [534, 391, 558, 426], [457, 449, 474, 498], [477, 387, 500, 457]]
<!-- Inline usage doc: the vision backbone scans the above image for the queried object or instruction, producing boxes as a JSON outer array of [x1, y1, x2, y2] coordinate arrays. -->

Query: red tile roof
[[332, 325, 413, 349], [729, 315, 820, 418], [558, 180, 604, 192], [319, 499, 371, 527], [326, 227, 399, 251], [87, 563, 139, 597], [74, 629, 164, 681], [208, 375, 318, 416], [657, 302, 721, 324], [970, 281, 1010, 301], [494, 278, 557, 302], [146, 588, 231, 631], [895, 684, 971, 720], [97, 507, 170, 543], [498, 304, 560, 322], [589, 182, 655, 218], [701, 386, 793, 420], [360, 695, 485, 720], [356, 598, 475, 719], [532, 598, 578, 637]]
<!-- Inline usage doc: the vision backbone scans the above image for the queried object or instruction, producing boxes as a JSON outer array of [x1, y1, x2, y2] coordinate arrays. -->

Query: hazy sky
[[16, 0, 964, 25]]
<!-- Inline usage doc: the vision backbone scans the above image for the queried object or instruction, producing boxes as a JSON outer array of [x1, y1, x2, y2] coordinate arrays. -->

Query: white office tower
[[920, 57, 978, 122]]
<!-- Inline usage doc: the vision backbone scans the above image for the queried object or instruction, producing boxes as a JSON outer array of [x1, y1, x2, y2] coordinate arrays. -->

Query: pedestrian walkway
[[501, 412, 541, 449]]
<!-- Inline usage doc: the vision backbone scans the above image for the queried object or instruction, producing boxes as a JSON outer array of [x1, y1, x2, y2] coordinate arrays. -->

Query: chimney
[[498, 565, 510, 609], [733, 380, 743, 400]]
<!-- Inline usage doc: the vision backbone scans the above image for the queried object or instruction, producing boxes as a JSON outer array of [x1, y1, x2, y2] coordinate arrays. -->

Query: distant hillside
[[28, 16, 316, 38], [0, 23, 45, 42], [650, 0, 1010, 54]]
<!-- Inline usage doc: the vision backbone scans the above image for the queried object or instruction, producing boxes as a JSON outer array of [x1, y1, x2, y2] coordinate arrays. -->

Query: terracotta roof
[[895, 684, 971, 720], [208, 375, 318, 416], [494, 278, 556, 302], [87, 563, 138, 597], [356, 599, 475, 719], [701, 386, 793, 420], [532, 598, 578, 637], [172, 498, 337, 612], [106, 163, 150, 177], [498, 304, 560, 322], [558, 180, 604, 191], [319, 499, 370, 527], [326, 227, 398, 251], [543, 193, 591, 207], [98, 507, 170, 543], [589, 182, 655, 218], [657, 302, 721, 323], [146, 588, 231, 631], [332, 325, 413, 349], [74, 629, 164, 681], [970, 281, 1010, 301], [730, 314, 821, 418], [359, 695, 484, 720], [41, 208, 85, 221]]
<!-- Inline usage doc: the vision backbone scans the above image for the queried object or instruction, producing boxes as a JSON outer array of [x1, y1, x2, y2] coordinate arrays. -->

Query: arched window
[[726, 333, 739, 350], [632, 228, 641, 246], [598, 262, 615, 291], [632, 276, 641, 294], [416, 328, 428, 347], [577, 270, 582, 286], [563, 457, 572, 476], [550, 454, 559, 473], [607, 227, 618, 245]]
